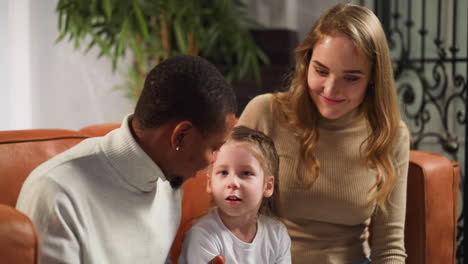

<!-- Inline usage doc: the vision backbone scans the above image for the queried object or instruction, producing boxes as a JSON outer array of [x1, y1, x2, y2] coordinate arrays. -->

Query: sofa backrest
[[79, 123, 122, 137], [0, 129, 90, 207], [0, 126, 460, 264]]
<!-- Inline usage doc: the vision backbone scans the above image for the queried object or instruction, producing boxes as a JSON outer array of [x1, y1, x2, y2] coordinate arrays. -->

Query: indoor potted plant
[[55, 0, 269, 100]]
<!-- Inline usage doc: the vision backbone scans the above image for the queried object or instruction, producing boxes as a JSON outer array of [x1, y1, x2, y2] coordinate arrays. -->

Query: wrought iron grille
[[361, 0, 466, 262]]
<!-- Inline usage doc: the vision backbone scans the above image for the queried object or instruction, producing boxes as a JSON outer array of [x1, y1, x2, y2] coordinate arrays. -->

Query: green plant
[[55, 0, 269, 100]]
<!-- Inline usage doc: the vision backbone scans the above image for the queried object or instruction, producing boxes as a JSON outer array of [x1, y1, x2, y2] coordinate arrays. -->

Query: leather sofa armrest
[[406, 150, 459, 264], [0, 204, 39, 264]]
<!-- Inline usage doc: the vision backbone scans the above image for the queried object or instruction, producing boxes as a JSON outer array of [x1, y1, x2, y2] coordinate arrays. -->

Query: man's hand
[[208, 255, 224, 264]]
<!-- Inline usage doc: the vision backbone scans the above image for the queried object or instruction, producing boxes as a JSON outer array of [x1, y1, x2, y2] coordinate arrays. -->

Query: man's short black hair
[[134, 55, 237, 134]]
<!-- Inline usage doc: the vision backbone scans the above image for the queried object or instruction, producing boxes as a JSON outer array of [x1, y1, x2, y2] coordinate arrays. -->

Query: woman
[[237, 3, 409, 264]]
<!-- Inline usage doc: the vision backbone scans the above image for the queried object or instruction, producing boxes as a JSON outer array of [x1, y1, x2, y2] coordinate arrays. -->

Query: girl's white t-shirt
[[179, 208, 291, 264]]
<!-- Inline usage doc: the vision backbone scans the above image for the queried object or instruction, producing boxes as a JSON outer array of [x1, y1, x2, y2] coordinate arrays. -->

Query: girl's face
[[307, 34, 372, 120], [207, 141, 274, 219]]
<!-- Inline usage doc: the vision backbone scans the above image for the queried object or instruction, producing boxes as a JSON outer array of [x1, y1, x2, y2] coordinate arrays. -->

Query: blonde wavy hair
[[273, 3, 401, 210]]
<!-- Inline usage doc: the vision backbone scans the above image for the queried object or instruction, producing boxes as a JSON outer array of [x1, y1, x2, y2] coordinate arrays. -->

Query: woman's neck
[[317, 107, 365, 130], [217, 208, 258, 243]]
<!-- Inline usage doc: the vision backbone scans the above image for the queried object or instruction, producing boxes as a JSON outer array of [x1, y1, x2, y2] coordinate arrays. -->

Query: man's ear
[[263, 175, 274, 198], [170, 121, 193, 150]]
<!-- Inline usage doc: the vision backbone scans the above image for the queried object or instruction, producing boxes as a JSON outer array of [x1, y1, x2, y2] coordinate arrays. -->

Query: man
[[16, 55, 237, 263]]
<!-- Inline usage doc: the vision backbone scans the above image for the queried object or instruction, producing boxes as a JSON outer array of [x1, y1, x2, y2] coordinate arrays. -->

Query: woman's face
[[307, 34, 372, 120]]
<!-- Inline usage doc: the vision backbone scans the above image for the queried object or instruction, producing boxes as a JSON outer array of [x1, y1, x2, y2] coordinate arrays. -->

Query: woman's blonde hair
[[273, 3, 401, 210]]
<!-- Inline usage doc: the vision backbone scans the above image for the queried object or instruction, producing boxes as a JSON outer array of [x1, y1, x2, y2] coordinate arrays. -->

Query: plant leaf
[[173, 20, 187, 53], [238, 51, 251, 80], [63, 11, 70, 33], [133, 1, 150, 40], [103, 0, 112, 20], [84, 39, 96, 54], [55, 31, 67, 44], [129, 37, 146, 71], [91, 32, 112, 57], [255, 47, 270, 65], [251, 53, 261, 85], [112, 18, 130, 70], [57, 10, 63, 30]]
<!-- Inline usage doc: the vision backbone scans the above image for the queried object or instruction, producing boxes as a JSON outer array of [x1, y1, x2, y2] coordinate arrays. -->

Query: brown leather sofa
[[0, 124, 459, 264]]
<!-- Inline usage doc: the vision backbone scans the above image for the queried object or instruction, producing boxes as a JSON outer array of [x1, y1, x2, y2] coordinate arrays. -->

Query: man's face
[[170, 114, 236, 188]]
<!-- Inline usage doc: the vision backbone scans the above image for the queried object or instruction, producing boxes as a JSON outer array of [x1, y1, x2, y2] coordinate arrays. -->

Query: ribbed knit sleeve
[[370, 122, 410, 264]]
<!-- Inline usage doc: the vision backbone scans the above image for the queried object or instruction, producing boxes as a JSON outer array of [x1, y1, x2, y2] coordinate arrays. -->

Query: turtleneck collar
[[317, 107, 366, 131], [100, 114, 166, 193]]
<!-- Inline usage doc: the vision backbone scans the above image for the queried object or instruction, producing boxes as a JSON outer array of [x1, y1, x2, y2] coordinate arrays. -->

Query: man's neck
[[129, 117, 173, 182]]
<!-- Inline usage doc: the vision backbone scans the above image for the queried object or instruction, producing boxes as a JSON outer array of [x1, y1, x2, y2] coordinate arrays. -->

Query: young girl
[[237, 3, 410, 264], [179, 126, 291, 264]]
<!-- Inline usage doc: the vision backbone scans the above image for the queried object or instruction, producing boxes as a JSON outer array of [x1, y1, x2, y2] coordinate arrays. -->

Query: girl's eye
[[344, 76, 359, 81], [217, 170, 228, 175], [241, 171, 252, 176]]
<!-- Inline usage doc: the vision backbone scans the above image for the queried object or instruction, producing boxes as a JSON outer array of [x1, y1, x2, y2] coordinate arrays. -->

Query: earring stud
[[175, 146, 180, 151]]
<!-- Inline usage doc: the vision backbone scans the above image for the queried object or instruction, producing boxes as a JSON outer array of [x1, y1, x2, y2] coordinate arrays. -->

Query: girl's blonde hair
[[208, 126, 280, 217], [273, 3, 401, 210]]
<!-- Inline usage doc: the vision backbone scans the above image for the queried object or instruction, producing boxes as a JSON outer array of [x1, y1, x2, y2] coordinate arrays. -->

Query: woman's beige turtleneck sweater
[[237, 94, 410, 264]]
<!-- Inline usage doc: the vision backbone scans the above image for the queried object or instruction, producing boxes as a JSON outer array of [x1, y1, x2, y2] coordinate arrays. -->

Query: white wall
[[30, 0, 134, 130], [0, 1, 10, 130], [1, 0, 133, 131], [8, 0, 32, 130], [243, 0, 348, 42]]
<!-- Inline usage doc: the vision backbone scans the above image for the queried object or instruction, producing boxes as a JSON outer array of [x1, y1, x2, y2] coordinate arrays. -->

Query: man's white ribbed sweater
[[17, 114, 182, 264]]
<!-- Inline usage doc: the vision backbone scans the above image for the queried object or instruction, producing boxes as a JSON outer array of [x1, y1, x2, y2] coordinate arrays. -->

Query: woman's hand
[[208, 255, 224, 264]]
